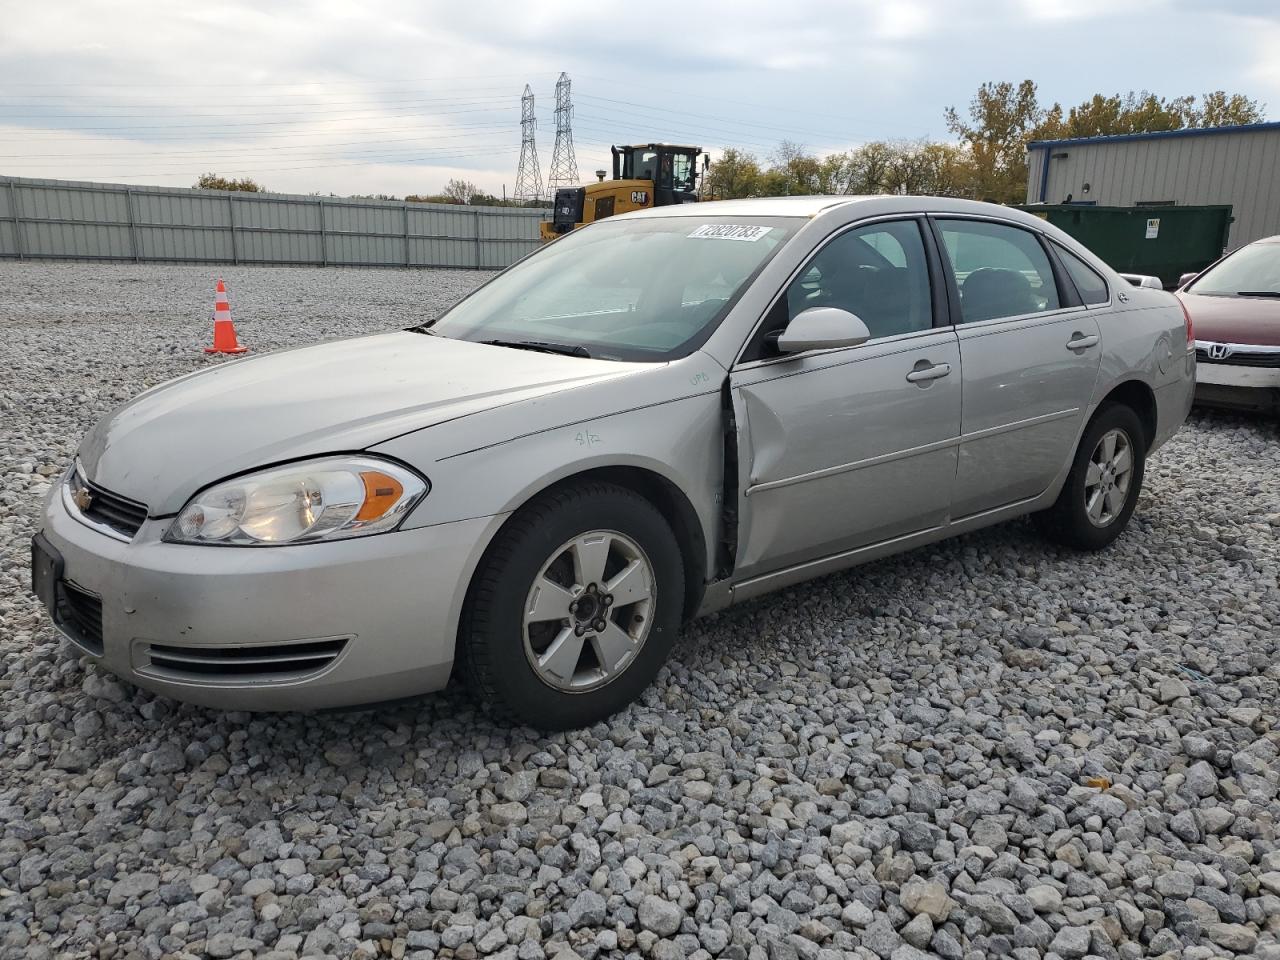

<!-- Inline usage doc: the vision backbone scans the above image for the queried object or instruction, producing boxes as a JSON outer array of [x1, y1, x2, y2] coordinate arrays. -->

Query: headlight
[[165, 457, 428, 546]]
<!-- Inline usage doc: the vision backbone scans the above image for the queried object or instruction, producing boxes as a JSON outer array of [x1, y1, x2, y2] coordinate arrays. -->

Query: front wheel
[[460, 482, 684, 729], [1036, 404, 1147, 551]]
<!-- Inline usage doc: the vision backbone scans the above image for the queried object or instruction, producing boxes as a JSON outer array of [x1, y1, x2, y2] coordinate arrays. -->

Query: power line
[[2, 104, 515, 132], [0, 87, 519, 104], [0, 138, 517, 168], [15, 147, 509, 179], [0, 98, 515, 119], [0, 126, 517, 160], [3, 118, 528, 143], [575, 93, 871, 144], [575, 73, 919, 131], [0, 72, 533, 88]]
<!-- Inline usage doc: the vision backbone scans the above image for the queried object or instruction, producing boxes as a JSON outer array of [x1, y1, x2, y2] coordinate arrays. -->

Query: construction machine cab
[[612, 144, 702, 207], [541, 143, 706, 241]]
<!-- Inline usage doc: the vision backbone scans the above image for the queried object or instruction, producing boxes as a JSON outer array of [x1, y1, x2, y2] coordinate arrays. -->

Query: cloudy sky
[[2, 0, 1277, 198]]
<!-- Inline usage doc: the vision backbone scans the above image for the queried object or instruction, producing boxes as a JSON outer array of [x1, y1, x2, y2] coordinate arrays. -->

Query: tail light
[[1179, 296, 1193, 348]]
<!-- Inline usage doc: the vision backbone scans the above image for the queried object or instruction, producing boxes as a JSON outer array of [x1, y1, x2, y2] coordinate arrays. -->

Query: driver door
[[730, 218, 962, 579]]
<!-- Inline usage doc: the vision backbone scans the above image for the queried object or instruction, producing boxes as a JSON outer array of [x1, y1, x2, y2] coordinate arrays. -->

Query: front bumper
[[36, 481, 506, 710], [1194, 362, 1280, 413]]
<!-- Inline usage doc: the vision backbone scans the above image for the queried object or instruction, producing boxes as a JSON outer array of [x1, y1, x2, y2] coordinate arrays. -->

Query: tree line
[[703, 82, 1264, 204], [194, 173, 539, 207]]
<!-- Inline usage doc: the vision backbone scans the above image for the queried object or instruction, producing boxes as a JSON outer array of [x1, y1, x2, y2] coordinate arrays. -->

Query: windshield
[[1188, 241, 1280, 296], [428, 216, 799, 361]]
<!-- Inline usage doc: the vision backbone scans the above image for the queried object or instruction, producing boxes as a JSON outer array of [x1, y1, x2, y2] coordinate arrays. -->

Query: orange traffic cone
[[204, 278, 248, 354]]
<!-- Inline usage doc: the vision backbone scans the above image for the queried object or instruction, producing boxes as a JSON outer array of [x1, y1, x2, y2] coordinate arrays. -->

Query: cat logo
[[630, 191, 648, 205]]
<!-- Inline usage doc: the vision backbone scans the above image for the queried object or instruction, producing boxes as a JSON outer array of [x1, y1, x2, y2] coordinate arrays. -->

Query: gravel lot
[[2, 261, 1279, 960]]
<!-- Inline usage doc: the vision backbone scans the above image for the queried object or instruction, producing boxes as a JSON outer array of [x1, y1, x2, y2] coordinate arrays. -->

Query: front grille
[[81, 480, 149, 538], [56, 581, 104, 656], [1196, 347, 1280, 368], [142, 638, 349, 683]]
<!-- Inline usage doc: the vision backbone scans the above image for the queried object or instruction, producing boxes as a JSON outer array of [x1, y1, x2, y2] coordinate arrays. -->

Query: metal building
[[1026, 121, 1280, 249]]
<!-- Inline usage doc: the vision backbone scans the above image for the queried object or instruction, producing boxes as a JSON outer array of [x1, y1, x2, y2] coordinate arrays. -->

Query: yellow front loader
[[539, 143, 707, 242]]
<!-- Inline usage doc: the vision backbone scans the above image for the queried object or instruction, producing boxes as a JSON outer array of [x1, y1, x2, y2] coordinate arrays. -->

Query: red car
[[1179, 236, 1280, 414]]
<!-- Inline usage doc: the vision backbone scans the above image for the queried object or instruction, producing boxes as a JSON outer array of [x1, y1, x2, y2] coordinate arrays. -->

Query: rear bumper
[[1194, 363, 1280, 413], [1149, 356, 1196, 454], [36, 480, 505, 711]]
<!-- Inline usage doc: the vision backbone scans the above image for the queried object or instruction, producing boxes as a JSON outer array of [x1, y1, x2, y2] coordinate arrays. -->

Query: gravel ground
[[2, 261, 1279, 960]]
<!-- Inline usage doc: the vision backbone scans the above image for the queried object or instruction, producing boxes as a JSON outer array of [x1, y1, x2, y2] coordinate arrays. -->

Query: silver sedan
[[32, 196, 1195, 728]]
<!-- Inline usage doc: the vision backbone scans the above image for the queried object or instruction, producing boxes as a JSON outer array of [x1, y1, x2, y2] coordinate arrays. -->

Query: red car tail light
[[1179, 297, 1194, 347]]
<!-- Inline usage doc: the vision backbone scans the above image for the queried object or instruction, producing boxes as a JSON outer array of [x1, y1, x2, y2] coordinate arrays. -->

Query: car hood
[[1180, 292, 1280, 346], [79, 331, 646, 513]]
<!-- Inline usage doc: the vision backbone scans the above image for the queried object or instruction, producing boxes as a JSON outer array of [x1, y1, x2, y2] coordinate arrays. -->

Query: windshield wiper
[[406, 323, 441, 334], [1236, 291, 1280, 298], [481, 338, 592, 358]]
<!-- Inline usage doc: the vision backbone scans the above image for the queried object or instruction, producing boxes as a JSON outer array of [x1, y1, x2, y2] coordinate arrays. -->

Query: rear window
[[1055, 244, 1110, 305]]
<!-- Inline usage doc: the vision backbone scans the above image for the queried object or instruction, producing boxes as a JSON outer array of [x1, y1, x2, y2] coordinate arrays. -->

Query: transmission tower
[[547, 72, 580, 196], [513, 84, 543, 202]]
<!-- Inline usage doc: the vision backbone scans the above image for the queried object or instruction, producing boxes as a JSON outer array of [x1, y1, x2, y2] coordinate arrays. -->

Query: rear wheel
[[460, 482, 684, 729], [1036, 404, 1146, 551]]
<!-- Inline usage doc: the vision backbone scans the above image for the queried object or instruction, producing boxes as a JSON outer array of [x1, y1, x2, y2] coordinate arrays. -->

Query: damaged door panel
[[730, 331, 963, 580]]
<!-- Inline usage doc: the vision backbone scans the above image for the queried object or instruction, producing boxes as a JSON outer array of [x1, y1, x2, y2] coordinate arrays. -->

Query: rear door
[[932, 217, 1102, 518], [730, 217, 962, 578]]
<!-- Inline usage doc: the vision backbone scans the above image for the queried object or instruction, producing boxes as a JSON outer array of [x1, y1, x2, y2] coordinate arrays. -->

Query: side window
[[781, 220, 933, 341], [937, 220, 1061, 323], [1055, 244, 1110, 305]]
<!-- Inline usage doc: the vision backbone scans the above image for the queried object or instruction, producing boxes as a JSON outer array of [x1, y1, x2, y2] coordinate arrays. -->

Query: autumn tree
[[1196, 90, 1266, 127], [442, 178, 481, 204], [947, 82, 1266, 203], [195, 173, 264, 192], [945, 80, 1043, 202], [743, 141, 823, 196], [703, 147, 762, 199], [885, 141, 974, 197]]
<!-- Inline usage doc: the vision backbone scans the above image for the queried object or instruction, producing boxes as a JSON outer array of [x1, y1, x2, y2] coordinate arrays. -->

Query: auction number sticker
[[688, 224, 773, 242]]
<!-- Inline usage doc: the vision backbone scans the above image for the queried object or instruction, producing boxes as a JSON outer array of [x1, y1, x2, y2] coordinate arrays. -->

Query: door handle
[[905, 362, 952, 383], [1067, 333, 1099, 350]]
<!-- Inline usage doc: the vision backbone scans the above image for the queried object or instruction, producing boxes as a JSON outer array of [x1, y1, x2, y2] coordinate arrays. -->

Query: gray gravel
[[2, 261, 1280, 960]]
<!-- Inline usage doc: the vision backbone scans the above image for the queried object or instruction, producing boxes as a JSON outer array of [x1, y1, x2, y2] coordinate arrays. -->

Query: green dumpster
[[1016, 204, 1233, 288]]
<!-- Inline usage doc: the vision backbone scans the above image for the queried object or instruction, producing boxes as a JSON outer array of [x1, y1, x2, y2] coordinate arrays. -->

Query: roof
[[618, 195, 1061, 228], [618, 143, 702, 151], [620, 195, 874, 218], [1028, 120, 1280, 150]]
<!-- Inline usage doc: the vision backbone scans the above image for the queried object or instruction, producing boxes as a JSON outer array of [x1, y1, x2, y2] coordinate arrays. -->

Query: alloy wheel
[[1084, 427, 1133, 527], [522, 530, 656, 692]]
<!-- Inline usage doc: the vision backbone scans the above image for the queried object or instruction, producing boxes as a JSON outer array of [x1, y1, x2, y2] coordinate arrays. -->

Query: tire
[[1036, 403, 1147, 551], [460, 481, 684, 730]]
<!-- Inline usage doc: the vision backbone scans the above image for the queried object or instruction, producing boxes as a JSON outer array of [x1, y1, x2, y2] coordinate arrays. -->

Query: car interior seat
[[961, 268, 1040, 322]]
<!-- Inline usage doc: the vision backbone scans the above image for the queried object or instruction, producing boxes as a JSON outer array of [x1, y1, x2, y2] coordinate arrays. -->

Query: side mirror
[[776, 306, 871, 354], [1118, 273, 1164, 290], [1178, 272, 1198, 289]]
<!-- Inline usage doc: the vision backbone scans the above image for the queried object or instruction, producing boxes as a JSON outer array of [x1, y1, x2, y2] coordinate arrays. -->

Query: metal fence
[[0, 175, 547, 269]]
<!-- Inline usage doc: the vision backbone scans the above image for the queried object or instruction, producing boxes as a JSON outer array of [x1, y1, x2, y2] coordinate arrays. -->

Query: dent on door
[[729, 335, 963, 578]]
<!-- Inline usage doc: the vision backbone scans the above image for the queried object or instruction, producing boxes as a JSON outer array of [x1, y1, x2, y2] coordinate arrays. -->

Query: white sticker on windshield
[[687, 224, 773, 242]]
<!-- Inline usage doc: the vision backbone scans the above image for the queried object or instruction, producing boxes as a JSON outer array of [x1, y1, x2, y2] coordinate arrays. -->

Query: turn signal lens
[[356, 471, 405, 523], [166, 457, 427, 546]]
